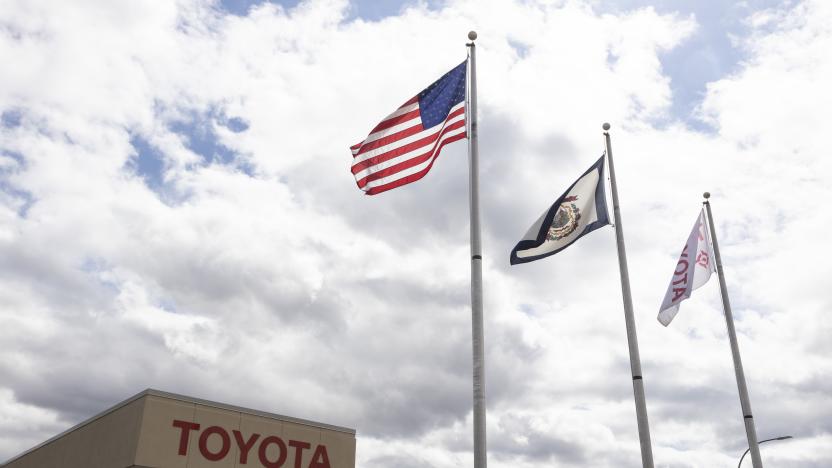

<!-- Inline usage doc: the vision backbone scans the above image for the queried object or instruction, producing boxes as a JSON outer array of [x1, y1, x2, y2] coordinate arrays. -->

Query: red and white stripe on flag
[[350, 62, 468, 195]]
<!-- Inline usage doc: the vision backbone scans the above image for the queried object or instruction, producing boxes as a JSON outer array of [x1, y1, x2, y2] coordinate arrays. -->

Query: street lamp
[[738, 435, 793, 468]]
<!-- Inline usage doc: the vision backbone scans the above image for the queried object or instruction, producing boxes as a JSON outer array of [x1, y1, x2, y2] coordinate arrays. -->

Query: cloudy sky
[[1, 0, 830, 466]]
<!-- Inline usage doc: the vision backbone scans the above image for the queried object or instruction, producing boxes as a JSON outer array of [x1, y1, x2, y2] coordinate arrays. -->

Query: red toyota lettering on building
[[172, 419, 331, 468]]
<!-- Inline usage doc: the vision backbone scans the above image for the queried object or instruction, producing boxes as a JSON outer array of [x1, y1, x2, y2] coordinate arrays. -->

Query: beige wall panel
[[236, 413, 285, 468], [3, 398, 142, 468], [318, 431, 356, 468], [84, 398, 144, 467], [46, 434, 74, 466], [282, 422, 322, 468], [186, 405, 242, 468], [55, 428, 90, 467], [7, 425, 76, 468], [3, 437, 57, 468], [134, 395, 196, 468]]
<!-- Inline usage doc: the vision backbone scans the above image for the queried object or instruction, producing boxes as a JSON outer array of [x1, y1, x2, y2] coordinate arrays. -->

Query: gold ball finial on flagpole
[[703, 192, 711, 199], [602, 122, 611, 131], [468, 31, 477, 41]]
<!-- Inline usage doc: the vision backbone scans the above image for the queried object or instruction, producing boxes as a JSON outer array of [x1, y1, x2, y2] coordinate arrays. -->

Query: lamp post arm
[[738, 436, 793, 468]]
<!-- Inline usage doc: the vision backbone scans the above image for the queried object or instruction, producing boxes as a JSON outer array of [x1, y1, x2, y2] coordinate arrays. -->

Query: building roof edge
[[2, 388, 355, 466]]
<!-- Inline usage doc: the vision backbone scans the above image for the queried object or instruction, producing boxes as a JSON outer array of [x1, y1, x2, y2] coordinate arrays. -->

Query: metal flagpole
[[702, 192, 763, 468], [603, 123, 655, 468], [466, 31, 487, 468]]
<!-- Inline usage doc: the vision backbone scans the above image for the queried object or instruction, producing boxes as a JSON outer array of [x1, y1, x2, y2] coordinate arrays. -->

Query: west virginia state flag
[[510, 156, 610, 265]]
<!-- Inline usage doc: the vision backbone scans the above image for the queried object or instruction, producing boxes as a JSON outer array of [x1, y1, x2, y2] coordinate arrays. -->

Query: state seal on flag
[[510, 156, 608, 265], [547, 196, 581, 240]]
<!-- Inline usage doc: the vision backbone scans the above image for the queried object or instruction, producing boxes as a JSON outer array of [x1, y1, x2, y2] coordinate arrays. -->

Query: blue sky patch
[[599, 0, 787, 131], [224, 116, 249, 133], [347, 0, 420, 21], [518, 303, 537, 317], [0, 181, 35, 218], [79, 257, 122, 295], [1, 110, 22, 128], [14, 189, 33, 218], [219, 0, 435, 22], [508, 39, 530, 60], [170, 118, 237, 166], [171, 112, 255, 176], [124, 135, 192, 206], [155, 297, 179, 313], [0, 150, 33, 217], [128, 134, 166, 191], [219, 0, 298, 16], [127, 109, 254, 199], [0, 150, 24, 167]]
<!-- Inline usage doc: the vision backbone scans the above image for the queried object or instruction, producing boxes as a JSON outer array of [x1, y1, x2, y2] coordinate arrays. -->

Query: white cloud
[[1, 0, 830, 467]]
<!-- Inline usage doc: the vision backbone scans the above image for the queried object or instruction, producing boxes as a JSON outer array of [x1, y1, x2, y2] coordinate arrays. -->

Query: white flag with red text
[[658, 210, 716, 326]]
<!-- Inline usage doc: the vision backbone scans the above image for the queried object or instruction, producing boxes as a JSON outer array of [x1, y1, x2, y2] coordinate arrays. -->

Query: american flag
[[350, 60, 468, 195]]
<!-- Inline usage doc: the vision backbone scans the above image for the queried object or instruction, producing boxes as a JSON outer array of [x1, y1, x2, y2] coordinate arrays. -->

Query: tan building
[[2, 389, 356, 468]]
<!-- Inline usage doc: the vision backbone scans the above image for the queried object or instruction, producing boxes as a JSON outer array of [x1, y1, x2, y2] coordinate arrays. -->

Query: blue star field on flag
[[418, 61, 467, 128]]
